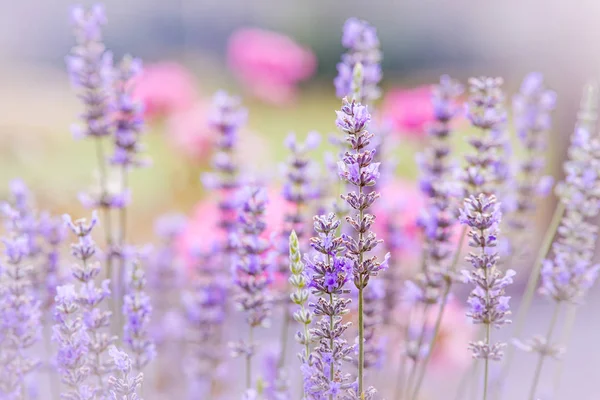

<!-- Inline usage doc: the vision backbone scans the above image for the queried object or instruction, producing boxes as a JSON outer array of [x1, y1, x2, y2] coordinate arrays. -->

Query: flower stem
[[329, 291, 335, 400], [394, 307, 414, 400], [483, 323, 490, 400], [358, 286, 364, 397], [405, 304, 430, 399], [94, 139, 114, 280], [552, 304, 576, 396], [411, 226, 467, 400], [500, 202, 565, 383], [246, 326, 254, 390], [528, 302, 561, 400]]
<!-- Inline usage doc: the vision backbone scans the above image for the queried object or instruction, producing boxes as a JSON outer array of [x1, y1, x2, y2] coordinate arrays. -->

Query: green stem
[[500, 202, 565, 382], [552, 305, 576, 396], [358, 286, 364, 397], [405, 305, 431, 399], [411, 226, 467, 400], [528, 303, 561, 400], [94, 139, 113, 280], [246, 326, 254, 390], [329, 291, 335, 400], [483, 324, 490, 400]]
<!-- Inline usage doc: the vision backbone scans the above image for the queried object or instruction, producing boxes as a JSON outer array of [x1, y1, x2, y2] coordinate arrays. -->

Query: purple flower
[[64, 212, 116, 394], [122, 257, 155, 372], [0, 234, 42, 397], [460, 194, 514, 361], [111, 55, 148, 168], [509, 73, 556, 231], [66, 5, 113, 139], [334, 18, 382, 104], [107, 346, 144, 399]]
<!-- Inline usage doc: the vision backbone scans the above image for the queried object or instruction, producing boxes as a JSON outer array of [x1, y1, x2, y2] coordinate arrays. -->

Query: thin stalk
[[394, 307, 414, 400], [405, 305, 431, 399], [552, 305, 576, 396], [528, 303, 561, 400], [483, 239, 491, 400], [500, 202, 565, 382], [277, 310, 291, 370], [114, 166, 128, 336], [357, 183, 365, 397], [246, 326, 254, 389], [94, 139, 114, 280], [410, 226, 467, 400], [329, 291, 335, 400]]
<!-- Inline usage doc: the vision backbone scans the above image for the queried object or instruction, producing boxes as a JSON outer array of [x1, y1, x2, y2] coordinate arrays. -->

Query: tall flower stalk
[[405, 76, 463, 399], [230, 187, 272, 390], [336, 97, 388, 398], [0, 235, 42, 399], [64, 212, 116, 395], [503, 82, 600, 384], [276, 131, 320, 373], [460, 194, 514, 400], [303, 213, 354, 399], [517, 116, 600, 400], [334, 18, 382, 104], [66, 5, 117, 282]]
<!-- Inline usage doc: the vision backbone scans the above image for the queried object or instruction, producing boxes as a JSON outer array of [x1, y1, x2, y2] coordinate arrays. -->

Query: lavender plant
[[107, 346, 144, 400], [517, 114, 600, 400], [460, 194, 514, 400], [334, 18, 382, 104], [303, 213, 354, 399], [63, 212, 116, 395], [0, 235, 42, 399], [230, 187, 273, 390]]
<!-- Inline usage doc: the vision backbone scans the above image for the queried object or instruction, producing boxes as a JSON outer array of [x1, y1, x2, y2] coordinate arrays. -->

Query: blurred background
[[1, 0, 600, 398]]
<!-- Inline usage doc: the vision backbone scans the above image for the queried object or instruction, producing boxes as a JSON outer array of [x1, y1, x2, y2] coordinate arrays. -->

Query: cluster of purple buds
[[334, 18, 382, 104], [202, 91, 248, 241], [336, 98, 388, 288], [460, 194, 515, 361], [66, 4, 113, 140], [111, 55, 148, 169], [411, 76, 463, 304], [107, 346, 144, 399], [539, 126, 600, 303], [38, 213, 68, 311], [463, 77, 508, 196], [303, 213, 355, 398], [0, 235, 42, 397], [509, 73, 556, 231], [122, 257, 155, 372], [52, 284, 93, 399], [1, 180, 42, 259], [64, 212, 116, 392], [182, 245, 228, 397]]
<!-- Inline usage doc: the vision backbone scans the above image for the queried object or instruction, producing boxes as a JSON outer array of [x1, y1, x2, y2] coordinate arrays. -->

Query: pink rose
[[382, 86, 435, 139], [166, 101, 212, 162], [227, 28, 317, 105], [132, 61, 198, 120]]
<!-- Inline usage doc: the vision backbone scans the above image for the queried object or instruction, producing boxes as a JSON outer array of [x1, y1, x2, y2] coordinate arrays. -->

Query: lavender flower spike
[[0, 235, 42, 398], [53, 284, 94, 400], [123, 258, 155, 372], [230, 187, 273, 390], [302, 213, 354, 399], [463, 77, 507, 196], [336, 96, 388, 397], [64, 212, 116, 395], [460, 194, 514, 398], [510, 73, 557, 231], [107, 346, 144, 400], [111, 55, 148, 168], [66, 4, 113, 140], [334, 18, 382, 104]]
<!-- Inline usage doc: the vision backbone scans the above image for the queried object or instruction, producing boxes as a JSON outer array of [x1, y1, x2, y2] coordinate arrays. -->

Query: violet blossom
[[230, 187, 273, 390], [510, 73, 557, 231], [334, 18, 382, 104], [64, 212, 116, 394], [303, 213, 354, 399], [0, 235, 42, 398]]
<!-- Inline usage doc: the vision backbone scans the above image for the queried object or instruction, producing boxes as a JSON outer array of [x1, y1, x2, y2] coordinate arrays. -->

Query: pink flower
[[227, 28, 317, 105], [166, 101, 212, 162], [132, 61, 198, 120], [382, 86, 435, 139]]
